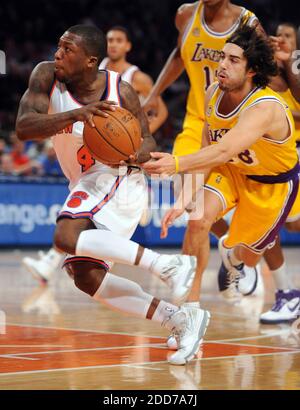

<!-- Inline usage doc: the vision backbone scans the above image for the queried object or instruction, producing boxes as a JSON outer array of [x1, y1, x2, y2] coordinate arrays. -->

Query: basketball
[[83, 106, 142, 165]]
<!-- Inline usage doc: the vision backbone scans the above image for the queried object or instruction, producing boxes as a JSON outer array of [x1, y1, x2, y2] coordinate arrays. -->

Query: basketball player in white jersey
[[22, 26, 168, 282], [100, 25, 168, 134], [16, 25, 210, 365]]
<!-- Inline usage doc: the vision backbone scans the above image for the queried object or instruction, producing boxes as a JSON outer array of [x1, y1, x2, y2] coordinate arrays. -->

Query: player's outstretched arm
[[142, 3, 196, 112], [178, 102, 277, 173], [16, 62, 116, 141], [143, 102, 276, 175], [119, 80, 156, 164]]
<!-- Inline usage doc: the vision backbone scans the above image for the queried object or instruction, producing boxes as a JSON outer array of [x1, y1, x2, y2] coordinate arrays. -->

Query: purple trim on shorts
[[253, 176, 299, 251], [246, 162, 300, 184]]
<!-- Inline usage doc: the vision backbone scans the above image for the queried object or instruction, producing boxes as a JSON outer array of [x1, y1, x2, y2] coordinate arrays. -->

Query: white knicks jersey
[[48, 70, 123, 189], [99, 58, 139, 85]]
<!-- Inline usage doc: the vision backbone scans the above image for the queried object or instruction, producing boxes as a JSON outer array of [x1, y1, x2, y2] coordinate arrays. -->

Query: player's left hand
[[161, 207, 185, 238], [270, 36, 292, 62], [141, 152, 176, 175]]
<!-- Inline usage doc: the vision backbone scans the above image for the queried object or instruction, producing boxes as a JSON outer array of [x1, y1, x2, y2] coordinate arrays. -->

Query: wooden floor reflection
[[0, 248, 299, 390]]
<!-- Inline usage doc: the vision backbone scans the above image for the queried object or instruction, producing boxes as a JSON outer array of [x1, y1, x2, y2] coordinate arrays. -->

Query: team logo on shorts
[[67, 191, 89, 208], [215, 175, 222, 184]]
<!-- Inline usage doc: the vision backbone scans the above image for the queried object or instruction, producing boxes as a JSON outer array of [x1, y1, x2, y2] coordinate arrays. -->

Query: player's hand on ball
[[161, 207, 185, 238], [119, 154, 138, 167], [142, 152, 176, 175], [74, 101, 117, 127]]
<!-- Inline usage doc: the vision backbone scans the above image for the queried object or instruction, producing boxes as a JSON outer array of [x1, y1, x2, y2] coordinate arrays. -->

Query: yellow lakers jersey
[[206, 84, 298, 176], [181, 1, 257, 120], [278, 88, 300, 142]]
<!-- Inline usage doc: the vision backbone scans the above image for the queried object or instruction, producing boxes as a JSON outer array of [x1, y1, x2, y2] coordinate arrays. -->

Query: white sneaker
[[238, 263, 264, 296], [166, 302, 200, 351], [163, 306, 210, 365], [151, 255, 196, 305], [260, 289, 300, 324], [22, 248, 62, 282], [218, 235, 242, 303], [166, 334, 178, 350]]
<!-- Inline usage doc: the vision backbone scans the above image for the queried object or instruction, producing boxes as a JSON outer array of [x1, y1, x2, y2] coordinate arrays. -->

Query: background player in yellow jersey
[[143, 0, 261, 303], [22, 25, 169, 283], [143, 25, 300, 324]]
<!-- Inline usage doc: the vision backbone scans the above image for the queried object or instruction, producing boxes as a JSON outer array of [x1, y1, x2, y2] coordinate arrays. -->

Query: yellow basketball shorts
[[287, 180, 300, 222], [287, 158, 300, 222], [205, 165, 299, 253], [172, 114, 205, 156]]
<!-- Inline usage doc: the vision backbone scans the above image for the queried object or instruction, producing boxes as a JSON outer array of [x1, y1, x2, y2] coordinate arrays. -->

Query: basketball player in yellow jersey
[[258, 22, 300, 324], [143, 0, 261, 303], [143, 26, 300, 318], [102, 26, 168, 134]]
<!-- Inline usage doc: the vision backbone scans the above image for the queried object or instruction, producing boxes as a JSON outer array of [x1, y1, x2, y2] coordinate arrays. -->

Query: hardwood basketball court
[[0, 248, 299, 390]]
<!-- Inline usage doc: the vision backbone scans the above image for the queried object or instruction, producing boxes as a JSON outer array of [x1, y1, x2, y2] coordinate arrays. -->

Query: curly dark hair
[[226, 24, 278, 88]]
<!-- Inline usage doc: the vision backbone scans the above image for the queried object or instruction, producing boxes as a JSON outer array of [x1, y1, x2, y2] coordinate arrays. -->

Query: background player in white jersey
[[16, 24, 210, 365], [22, 25, 168, 282], [100, 25, 168, 134]]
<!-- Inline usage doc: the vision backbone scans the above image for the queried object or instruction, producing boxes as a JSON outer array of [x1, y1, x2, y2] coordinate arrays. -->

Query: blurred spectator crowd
[[0, 0, 299, 177], [0, 133, 63, 177]]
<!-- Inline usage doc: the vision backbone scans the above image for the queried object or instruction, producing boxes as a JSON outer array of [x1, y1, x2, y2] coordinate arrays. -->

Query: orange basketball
[[83, 106, 142, 165]]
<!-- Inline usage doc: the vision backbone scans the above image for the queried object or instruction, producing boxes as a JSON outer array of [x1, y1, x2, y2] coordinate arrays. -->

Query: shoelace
[[173, 320, 190, 348], [272, 295, 288, 312], [226, 269, 240, 296]]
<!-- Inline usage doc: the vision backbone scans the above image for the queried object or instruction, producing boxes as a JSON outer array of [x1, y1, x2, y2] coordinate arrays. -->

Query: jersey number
[[230, 149, 258, 166], [203, 66, 217, 91], [77, 145, 95, 172]]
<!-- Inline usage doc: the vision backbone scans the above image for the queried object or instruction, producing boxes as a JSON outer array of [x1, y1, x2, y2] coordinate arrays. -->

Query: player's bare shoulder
[[175, 2, 198, 32], [131, 70, 153, 94], [28, 61, 55, 94]]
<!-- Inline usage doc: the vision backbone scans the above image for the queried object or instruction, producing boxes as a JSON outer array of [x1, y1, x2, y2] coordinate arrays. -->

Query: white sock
[[138, 248, 160, 270], [229, 249, 243, 267], [44, 248, 64, 268], [93, 272, 178, 322], [152, 301, 179, 323], [76, 230, 139, 265], [271, 263, 291, 290]]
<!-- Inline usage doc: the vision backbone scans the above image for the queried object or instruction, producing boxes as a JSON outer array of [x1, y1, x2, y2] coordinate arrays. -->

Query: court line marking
[[0, 343, 167, 358], [0, 349, 299, 377], [210, 341, 299, 351], [0, 355, 39, 361], [6, 322, 165, 340], [5, 321, 292, 344], [123, 365, 163, 371], [1, 340, 296, 361], [0, 345, 72, 348], [216, 329, 291, 342]]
